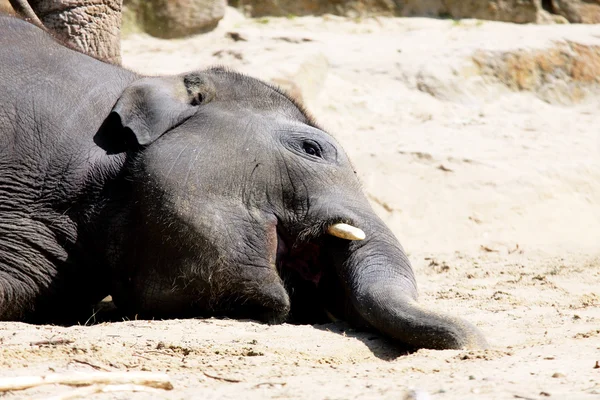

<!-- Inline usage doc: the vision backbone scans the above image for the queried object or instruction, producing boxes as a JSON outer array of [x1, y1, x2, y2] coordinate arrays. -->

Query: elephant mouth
[[276, 229, 324, 286], [275, 222, 357, 324]]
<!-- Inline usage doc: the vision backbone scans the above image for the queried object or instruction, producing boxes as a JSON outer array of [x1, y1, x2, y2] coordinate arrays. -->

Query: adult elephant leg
[[9, 0, 122, 64], [327, 207, 489, 350], [8, 0, 44, 27]]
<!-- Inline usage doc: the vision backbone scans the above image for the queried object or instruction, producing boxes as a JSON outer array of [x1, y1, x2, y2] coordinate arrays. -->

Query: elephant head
[[97, 67, 487, 350]]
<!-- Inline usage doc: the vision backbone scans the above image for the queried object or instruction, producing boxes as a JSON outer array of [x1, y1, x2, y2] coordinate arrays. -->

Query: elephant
[[0, 15, 488, 350], [8, 0, 122, 64]]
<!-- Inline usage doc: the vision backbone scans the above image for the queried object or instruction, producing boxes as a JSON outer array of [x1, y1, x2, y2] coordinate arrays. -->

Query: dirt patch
[[473, 41, 600, 104]]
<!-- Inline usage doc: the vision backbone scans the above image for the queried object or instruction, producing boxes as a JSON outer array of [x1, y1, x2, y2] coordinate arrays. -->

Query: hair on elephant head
[[91, 67, 488, 350]]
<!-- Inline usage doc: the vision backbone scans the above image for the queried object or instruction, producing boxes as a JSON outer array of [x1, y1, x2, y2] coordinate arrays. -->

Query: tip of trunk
[[354, 286, 488, 350]]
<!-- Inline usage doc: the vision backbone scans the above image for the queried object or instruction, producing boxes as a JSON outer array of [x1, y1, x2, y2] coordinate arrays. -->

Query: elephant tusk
[[326, 223, 366, 241]]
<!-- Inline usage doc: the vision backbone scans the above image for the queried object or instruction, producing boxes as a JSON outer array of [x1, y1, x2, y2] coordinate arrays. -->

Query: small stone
[[226, 32, 248, 42], [403, 389, 431, 400], [551, 372, 565, 378], [137, 0, 226, 39]]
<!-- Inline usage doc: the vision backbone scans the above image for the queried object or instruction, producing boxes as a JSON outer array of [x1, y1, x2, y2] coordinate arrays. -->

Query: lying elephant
[[0, 15, 487, 350]]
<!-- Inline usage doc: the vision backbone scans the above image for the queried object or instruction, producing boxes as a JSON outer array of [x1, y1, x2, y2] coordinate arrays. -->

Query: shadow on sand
[[75, 298, 417, 361], [311, 321, 417, 361]]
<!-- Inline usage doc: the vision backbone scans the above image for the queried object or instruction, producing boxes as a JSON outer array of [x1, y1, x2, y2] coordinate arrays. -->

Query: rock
[[231, 0, 598, 24], [234, 0, 543, 22], [536, 8, 570, 24], [229, 0, 400, 17], [550, 0, 600, 23], [125, 0, 226, 39], [401, 0, 541, 23], [441, 0, 540, 23]]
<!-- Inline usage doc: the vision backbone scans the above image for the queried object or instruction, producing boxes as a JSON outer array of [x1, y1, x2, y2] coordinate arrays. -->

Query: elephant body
[[0, 16, 487, 350], [0, 14, 132, 319]]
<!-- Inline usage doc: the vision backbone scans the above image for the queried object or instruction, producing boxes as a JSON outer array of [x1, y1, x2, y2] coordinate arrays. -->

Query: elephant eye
[[302, 141, 322, 158]]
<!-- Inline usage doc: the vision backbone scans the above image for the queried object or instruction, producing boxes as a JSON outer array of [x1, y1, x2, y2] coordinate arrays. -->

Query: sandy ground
[[1, 8, 599, 400]]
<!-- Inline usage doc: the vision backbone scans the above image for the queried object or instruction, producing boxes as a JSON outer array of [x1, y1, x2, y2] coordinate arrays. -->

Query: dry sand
[[1, 8, 599, 400]]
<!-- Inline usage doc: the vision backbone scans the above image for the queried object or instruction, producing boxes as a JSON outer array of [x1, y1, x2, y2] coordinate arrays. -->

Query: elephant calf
[[0, 16, 487, 350]]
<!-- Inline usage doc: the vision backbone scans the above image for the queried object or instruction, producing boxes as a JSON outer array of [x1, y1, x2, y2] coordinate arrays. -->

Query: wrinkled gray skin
[[8, 0, 122, 64], [0, 16, 488, 350]]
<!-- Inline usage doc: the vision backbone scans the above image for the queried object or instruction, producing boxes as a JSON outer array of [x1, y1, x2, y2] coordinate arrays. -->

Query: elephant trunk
[[332, 208, 488, 350], [10, 0, 122, 65]]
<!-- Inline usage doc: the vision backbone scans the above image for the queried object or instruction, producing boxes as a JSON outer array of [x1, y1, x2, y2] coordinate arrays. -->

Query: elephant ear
[[95, 73, 215, 153]]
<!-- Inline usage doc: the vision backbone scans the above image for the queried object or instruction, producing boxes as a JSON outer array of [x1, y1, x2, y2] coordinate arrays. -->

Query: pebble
[[403, 389, 432, 400]]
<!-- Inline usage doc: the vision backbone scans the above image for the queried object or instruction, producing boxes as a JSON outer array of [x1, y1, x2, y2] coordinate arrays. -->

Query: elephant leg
[[0, 269, 39, 320], [8, 0, 44, 28], [9, 0, 123, 65]]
